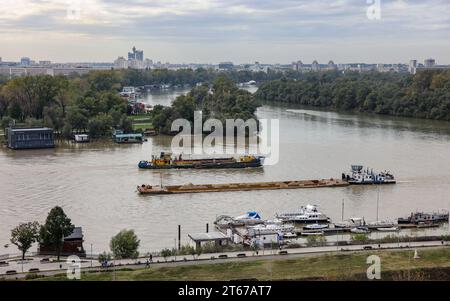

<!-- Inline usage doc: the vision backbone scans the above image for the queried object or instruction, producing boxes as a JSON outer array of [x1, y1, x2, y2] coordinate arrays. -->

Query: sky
[[0, 0, 449, 64]]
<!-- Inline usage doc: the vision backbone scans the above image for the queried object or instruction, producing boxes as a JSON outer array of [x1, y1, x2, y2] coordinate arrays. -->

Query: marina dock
[[137, 178, 349, 195]]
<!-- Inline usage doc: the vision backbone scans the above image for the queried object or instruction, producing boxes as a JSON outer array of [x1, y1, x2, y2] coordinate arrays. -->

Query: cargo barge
[[137, 178, 349, 195], [138, 152, 264, 169]]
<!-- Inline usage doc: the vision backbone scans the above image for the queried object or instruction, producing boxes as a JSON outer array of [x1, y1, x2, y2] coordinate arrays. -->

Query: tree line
[[150, 76, 259, 134], [0, 68, 288, 138], [255, 70, 450, 121]]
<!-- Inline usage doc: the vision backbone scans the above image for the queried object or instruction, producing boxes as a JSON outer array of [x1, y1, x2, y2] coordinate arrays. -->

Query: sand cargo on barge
[[137, 178, 349, 195], [138, 152, 264, 170]]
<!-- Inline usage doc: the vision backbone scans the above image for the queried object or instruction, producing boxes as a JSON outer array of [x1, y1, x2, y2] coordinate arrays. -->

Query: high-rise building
[[327, 60, 337, 71], [114, 56, 128, 69], [20, 57, 31, 66], [424, 58, 436, 68], [311, 60, 320, 72], [409, 59, 417, 74], [128, 46, 144, 61], [218, 62, 234, 70]]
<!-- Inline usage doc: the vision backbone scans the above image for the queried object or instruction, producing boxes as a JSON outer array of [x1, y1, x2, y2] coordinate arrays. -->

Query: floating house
[[38, 227, 86, 257], [74, 134, 89, 143], [6, 127, 55, 150], [114, 133, 144, 144], [188, 232, 231, 250]]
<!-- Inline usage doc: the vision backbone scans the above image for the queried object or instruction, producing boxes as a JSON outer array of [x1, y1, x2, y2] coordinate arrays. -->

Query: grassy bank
[[32, 247, 450, 281]]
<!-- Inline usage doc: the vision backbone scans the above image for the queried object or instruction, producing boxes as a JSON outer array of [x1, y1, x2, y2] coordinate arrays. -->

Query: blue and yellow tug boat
[[138, 152, 264, 169]]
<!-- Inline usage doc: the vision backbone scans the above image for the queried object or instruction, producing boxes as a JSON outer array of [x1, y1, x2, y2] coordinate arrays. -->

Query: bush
[[350, 234, 370, 244]]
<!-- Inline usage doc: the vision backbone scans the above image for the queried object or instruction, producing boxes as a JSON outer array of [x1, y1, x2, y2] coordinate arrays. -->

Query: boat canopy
[[247, 211, 261, 219], [351, 165, 364, 172]]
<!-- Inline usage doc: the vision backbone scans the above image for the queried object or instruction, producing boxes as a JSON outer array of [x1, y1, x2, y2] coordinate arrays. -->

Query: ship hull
[[138, 160, 263, 169], [348, 180, 396, 185]]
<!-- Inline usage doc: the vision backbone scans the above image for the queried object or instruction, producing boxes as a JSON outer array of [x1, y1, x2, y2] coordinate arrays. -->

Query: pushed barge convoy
[[342, 165, 396, 185], [139, 152, 264, 169], [137, 178, 348, 195]]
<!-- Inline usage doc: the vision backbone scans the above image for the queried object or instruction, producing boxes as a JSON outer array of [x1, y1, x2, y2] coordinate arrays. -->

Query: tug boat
[[342, 165, 396, 185], [138, 152, 264, 169]]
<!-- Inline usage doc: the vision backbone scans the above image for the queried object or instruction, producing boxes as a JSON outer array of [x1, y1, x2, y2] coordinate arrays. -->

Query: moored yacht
[[276, 204, 330, 224]]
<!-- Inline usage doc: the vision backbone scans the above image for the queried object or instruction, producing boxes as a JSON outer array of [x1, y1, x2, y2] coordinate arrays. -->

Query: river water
[[1, 88, 450, 254]]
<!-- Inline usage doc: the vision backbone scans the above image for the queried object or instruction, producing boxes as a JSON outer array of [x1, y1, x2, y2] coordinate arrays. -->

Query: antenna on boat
[[341, 199, 345, 222]]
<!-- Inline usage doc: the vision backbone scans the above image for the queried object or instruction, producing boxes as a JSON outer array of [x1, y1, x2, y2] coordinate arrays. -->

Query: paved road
[[1, 240, 448, 280]]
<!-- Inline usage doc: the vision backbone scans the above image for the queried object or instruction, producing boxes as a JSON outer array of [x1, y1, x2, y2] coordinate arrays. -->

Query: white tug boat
[[276, 204, 330, 224], [342, 165, 396, 185]]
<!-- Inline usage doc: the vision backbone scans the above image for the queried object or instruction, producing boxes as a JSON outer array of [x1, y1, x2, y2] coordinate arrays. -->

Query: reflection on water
[[1, 90, 450, 254]]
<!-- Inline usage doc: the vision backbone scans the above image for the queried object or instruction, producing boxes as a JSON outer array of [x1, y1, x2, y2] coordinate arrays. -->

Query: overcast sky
[[0, 0, 449, 64]]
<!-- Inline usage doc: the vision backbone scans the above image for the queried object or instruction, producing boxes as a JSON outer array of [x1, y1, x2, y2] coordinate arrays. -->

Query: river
[[1, 87, 449, 254]]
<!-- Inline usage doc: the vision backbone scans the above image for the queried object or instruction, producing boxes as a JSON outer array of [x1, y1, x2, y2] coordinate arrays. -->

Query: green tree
[[10, 221, 40, 260], [98, 252, 112, 264], [88, 114, 113, 138], [160, 248, 172, 262], [39, 206, 75, 261], [110, 229, 140, 260]]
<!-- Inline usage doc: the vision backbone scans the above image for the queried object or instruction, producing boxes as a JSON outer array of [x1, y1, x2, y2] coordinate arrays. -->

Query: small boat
[[282, 232, 297, 238], [234, 212, 264, 225], [301, 231, 324, 236], [247, 224, 295, 236], [304, 223, 329, 230], [342, 165, 396, 185], [276, 204, 330, 224], [376, 227, 399, 232], [139, 152, 264, 169], [350, 226, 370, 234], [334, 217, 365, 228], [214, 212, 264, 227]]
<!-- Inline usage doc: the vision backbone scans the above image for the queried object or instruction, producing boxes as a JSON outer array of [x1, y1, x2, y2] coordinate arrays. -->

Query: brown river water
[[1, 88, 450, 254]]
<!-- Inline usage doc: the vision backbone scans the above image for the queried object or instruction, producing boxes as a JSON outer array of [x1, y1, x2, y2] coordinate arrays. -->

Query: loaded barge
[[139, 152, 264, 169], [137, 178, 348, 195]]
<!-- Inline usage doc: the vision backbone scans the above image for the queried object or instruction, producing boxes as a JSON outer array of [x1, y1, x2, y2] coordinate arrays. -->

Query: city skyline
[[0, 0, 449, 64]]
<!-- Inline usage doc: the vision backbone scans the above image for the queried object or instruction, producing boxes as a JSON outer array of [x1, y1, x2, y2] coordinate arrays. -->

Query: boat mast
[[341, 199, 344, 222], [376, 186, 380, 222]]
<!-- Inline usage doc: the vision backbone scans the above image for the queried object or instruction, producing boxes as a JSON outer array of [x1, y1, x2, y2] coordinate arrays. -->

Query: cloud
[[0, 0, 449, 62]]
